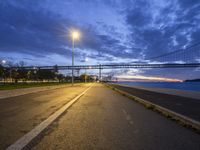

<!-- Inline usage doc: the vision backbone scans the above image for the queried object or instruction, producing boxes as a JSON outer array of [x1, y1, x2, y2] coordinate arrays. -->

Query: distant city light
[[1, 60, 6, 64]]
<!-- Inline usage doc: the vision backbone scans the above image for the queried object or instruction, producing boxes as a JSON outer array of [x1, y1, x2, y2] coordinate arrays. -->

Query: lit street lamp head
[[71, 30, 80, 40]]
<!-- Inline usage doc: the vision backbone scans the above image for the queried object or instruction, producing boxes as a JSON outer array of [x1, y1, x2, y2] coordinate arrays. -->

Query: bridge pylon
[[99, 64, 102, 81]]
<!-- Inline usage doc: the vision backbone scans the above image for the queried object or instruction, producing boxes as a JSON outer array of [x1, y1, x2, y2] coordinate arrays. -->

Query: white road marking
[[122, 109, 134, 125], [6, 84, 94, 150], [122, 109, 127, 115]]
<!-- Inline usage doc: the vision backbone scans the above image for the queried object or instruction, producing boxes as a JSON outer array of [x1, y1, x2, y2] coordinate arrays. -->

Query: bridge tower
[[99, 64, 102, 81]]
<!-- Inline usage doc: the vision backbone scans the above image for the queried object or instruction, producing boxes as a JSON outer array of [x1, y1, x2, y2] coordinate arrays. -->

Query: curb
[[105, 84, 200, 133]]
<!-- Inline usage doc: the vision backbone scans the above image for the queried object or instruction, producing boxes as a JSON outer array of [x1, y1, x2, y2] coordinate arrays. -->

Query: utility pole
[[9, 69, 12, 83], [85, 68, 86, 83], [99, 64, 101, 82], [72, 37, 74, 86]]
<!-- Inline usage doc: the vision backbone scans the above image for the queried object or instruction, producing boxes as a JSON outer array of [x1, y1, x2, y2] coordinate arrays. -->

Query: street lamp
[[71, 30, 80, 86]]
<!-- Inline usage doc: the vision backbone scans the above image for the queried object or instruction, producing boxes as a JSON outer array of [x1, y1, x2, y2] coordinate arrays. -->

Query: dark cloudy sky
[[0, 0, 200, 81]]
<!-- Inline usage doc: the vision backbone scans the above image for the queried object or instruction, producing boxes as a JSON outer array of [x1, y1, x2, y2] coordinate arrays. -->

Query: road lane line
[[122, 109, 133, 125], [6, 84, 94, 150]]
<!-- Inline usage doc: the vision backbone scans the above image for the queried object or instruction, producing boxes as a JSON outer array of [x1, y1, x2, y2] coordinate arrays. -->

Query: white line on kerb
[[7, 84, 94, 150]]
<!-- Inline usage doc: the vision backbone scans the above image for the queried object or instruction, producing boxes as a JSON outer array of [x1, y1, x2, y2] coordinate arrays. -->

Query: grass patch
[[145, 104, 154, 109], [0, 82, 72, 90]]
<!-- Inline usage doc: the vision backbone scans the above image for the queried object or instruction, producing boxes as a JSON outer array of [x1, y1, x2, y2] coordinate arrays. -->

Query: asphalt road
[[110, 84, 200, 121], [0, 83, 92, 149], [31, 83, 200, 150]]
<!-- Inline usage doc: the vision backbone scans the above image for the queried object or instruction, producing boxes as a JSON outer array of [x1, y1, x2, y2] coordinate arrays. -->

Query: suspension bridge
[[2, 42, 200, 70]]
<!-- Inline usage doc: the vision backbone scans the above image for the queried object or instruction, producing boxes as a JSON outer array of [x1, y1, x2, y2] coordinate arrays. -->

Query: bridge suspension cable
[[148, 42, 200, 63]]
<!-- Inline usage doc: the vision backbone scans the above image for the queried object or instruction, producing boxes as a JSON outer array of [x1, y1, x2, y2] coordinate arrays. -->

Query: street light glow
[[71, 30, 80, 40], [1, 60, 6, 64]]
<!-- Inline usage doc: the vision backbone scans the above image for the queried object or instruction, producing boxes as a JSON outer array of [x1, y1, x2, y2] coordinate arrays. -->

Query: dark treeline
[[0, 64, 97, 83]]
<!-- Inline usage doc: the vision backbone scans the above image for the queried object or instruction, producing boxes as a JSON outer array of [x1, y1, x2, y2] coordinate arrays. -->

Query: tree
[[0, 65, 4, 80], [80, 73, 88, 82], [18, 61, 26, 67], [27, 70, 37, 81], [56, 74, 65, 82], [11, 69, 21, 83], [37, 70, 56, 81], [53, 65, 58, 73], [17, 69, 28, 82]]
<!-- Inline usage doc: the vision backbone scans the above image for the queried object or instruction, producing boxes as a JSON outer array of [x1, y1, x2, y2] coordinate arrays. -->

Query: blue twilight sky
[[0, 0, 200, 81]]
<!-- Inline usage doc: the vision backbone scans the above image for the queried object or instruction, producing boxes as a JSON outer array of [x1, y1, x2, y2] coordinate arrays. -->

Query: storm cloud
[[0, 0, 199, 79]]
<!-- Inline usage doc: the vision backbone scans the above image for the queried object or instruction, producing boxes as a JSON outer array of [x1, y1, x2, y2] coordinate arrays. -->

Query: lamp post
[[84, 57, 88, 83], [85, 68, 87, 83], [71, 30, 80, 86]]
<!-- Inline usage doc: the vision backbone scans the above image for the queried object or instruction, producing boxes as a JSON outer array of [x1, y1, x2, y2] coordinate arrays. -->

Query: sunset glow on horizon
[[116, 75, 183, 82]]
